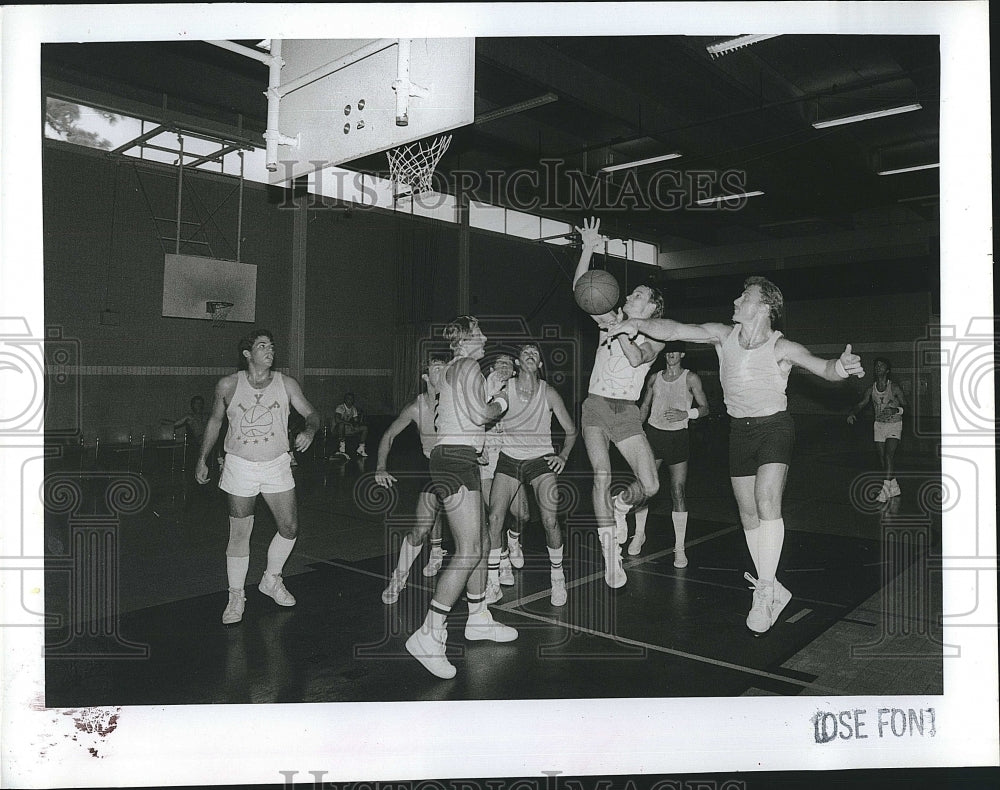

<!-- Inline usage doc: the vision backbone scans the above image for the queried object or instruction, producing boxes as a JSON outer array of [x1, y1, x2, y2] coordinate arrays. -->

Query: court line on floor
[[489, 605, 850, 696]]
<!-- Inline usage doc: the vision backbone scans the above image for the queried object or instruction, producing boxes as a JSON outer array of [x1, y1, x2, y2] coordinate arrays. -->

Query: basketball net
[[386, 134, 451, 203], [207, 301, 234, 327]]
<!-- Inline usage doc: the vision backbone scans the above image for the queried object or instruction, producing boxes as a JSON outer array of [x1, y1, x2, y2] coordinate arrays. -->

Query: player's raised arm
[[573, 216, 620, 326], [612, 317, 731, 347], [779, 340, 865, 382]]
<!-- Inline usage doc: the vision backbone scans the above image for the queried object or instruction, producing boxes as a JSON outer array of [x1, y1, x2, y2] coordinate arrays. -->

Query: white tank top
[[416, 393, 437, 458], [224, 370, 290, 461], [716, 329, 789, 418], [502, 378, 556, 460], [872, 380, 903, 424], [589, 330, 655, 401], [432, 357, 486, 450], [648, 369, 692, 431]]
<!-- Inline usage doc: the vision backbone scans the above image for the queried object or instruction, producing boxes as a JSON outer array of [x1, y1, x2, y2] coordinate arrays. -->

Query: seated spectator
[[331, 392, 368, 458]]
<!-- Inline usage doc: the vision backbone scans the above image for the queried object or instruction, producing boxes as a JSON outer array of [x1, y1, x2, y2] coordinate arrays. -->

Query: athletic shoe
[[744, 572, 775, 634], [422, 547, 446, 577], [550, 575, 568, 607], [498, 557, 515, 585], [464, 609, 518, 642], [627, 532, 646, 556], [356, 444, 368, 458], [222, 588, 245, 624], [673, 547, 688, 569], [484, 579, 503, 604], [603, 546, 627, 589], [381, 569, 407, 604], [331, 451, 350, 461], [258, 572, 296, 606], [507, 538, 525, 569], [405, 627, 456, 679], [770, 579, 793, 626], [889, 479, 901, 497], [876, 482, 889, 503], [612, 493, 629, 544]]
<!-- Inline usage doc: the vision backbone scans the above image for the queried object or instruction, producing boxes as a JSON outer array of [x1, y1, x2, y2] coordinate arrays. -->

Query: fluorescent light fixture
[[695, 190, 764, 206], [707, 34, 780, 58], [812, 103, 922, 129], [475, 92, 559, 125], [598, 152, 682, 173], [877, 162, 939, 176]]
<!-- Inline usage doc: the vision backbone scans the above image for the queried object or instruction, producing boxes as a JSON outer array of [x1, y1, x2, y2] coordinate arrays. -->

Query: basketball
[[574, 269, 620, 314]]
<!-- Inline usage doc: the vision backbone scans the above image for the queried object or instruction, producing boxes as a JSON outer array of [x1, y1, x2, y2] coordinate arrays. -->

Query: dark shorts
[[494, 451, 553, 485], [429, 445, 482, 498], [397, 454, 439, 507], [728, 411, 795, 477], [645, 425, 690, 466], [581, 394, 644, 443]]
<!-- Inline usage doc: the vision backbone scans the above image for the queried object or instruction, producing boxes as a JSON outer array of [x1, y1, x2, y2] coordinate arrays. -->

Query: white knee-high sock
[[756, 518, 785, 583], [547, 545, 564, 579], [634, 506, 649, 538], [487, 547, 502, 584], [226, 556, 250, 590], [395, 533, 423, 575], [671, 510, 688, 550], [265, 533, 297, 576]]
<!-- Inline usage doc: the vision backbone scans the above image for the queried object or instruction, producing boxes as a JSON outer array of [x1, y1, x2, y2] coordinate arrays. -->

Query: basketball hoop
[[386, 134, 451, 200], [206, 301, 234, 327]]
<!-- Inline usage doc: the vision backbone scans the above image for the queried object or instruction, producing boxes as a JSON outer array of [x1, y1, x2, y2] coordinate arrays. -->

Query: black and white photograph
[[1, 2, 996, 787]]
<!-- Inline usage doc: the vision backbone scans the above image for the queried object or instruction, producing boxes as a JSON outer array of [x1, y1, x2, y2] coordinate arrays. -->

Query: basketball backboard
[[268, 38, 475, 185], [162, 253, 257, 322]]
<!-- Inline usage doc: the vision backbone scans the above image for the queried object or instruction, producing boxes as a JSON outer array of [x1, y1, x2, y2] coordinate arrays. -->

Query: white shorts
[[874, 421, 903, 443], [219, 452, 295, 497]]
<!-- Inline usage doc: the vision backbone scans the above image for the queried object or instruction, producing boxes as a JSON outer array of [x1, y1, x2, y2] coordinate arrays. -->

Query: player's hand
[[609, 318, 639, 339], [294, 429, 315, 452], [847, 414, 856, 425], [374, 469, 396, 488], [661, 407, 688, 422], [840, 344, 865, 377], [194, 459, 210, 485], [485, 368, 507, 399], [575, 216, 605, 253], [545, 454, 567, 474]]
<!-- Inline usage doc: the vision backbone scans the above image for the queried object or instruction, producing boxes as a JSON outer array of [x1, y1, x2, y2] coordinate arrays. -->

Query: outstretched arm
[[375, 401, 419, 487], [573, 217, 619, 326], [612, 318, 731, 346], [545, 387, 578, 474], [780, 340, 865, 381]]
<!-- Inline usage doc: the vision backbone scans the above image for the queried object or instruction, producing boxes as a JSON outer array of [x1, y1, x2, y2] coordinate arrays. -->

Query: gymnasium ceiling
[[42, 34, 940, 253]]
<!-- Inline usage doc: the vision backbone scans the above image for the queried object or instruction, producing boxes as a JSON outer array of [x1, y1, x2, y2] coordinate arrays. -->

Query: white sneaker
[[507, 538, 524, 569], [498, 557, 515, 585], [603, 547, 627, 589], [612, 493, 629, 545], [381, 569, 407, 604], [258, 572, 296, 606], [484, 579, 503, 604], [889, 479, 901, 497], [464, 608, 518, 642], [744, 572, 791, 633], [627, 532, 646, 556], [673, 547, 688, 568], [422, 547, 446, 577], [405, 627, 456, 679], [550, 575, 568, 607], [356, 444, 368, 458], [770, 579, 793, 626], [222, 588, 245, 624], [876, 482, 890, 503]]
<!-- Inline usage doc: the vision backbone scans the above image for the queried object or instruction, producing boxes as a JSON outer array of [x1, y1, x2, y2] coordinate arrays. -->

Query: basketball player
[[375, 353, 451, 604], [574, 217, 665, 588], [480, 353, 530, 593], [195, 329, 321, 625], [486, 343, 578, 606], [631, 342, 709, 565], [610, 277, 864, 634], [848, 357, 906, 501], [405, 316, 518, 679]]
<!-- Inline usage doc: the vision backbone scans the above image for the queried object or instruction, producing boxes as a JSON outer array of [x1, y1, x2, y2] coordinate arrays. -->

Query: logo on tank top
[[236, 393, 280, 444]]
